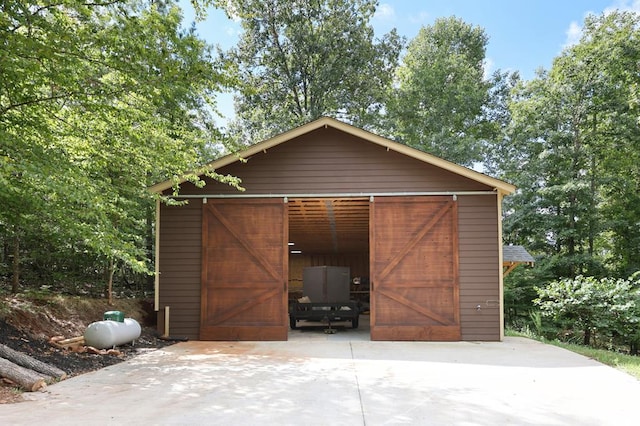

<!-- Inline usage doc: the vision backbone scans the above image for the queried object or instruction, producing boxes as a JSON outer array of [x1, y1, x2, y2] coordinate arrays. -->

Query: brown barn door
[[370, 196, 460, 341], [200, 198, 288, 341]]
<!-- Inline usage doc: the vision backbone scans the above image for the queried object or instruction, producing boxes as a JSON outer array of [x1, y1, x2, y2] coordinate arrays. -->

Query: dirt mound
[[0, 295, 174, 404], [2, 296, 150, 338]]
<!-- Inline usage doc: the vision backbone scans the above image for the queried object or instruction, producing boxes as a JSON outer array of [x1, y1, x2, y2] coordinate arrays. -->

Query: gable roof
[[503, 245, 535, 264], [150, 116, 516, 195]]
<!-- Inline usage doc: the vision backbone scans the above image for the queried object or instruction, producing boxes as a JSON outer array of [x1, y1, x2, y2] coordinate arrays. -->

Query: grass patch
[[507, 329, 640, 380], [549, 342, 640, 380]]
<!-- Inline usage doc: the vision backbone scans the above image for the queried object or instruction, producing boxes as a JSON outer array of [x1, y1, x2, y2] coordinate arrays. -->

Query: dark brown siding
[[158, 202, 201, 339], [458, 195, 501, 341], [175, 127, 492, 195]]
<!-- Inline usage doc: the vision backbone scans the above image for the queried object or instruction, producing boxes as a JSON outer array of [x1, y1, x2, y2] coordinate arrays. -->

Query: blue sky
[[179, 0, 640, 124]]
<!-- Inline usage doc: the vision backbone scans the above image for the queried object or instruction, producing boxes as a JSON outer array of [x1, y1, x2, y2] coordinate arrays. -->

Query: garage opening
[[199, 195, 460, 341], [287, 197, 371, 336]]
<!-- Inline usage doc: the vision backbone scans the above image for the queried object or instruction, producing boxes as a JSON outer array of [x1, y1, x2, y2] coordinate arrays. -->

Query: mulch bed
[[0, 319, 176, 404]]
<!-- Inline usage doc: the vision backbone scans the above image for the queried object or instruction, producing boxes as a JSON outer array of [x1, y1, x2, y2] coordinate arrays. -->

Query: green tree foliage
[[536, 274, 640, 352], [579, 12, 640, 277], [0, 0, 235, 294], [216, 0, 404, 142], [498, 11, 640, 279], [386, 17, 490, 166]]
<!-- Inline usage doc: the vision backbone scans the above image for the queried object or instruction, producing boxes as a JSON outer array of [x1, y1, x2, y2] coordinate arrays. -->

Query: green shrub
[[535, 274, 640, 352]]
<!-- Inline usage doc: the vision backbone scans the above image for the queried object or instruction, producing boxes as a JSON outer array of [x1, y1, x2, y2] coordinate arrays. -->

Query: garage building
[[150, 117, 515, 341]]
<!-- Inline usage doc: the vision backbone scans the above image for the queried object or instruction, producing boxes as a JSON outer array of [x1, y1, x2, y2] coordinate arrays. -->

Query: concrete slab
[[1, 329, 639, 425]]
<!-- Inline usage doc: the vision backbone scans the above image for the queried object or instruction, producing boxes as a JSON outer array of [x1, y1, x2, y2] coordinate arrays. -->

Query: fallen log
[[0, 357, 48, 392], [0, 343, 67, 381]]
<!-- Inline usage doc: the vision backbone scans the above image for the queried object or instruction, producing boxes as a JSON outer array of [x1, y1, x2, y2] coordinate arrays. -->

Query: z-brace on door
[[200, 198, 288, 341], [370, 196, 461, 341]]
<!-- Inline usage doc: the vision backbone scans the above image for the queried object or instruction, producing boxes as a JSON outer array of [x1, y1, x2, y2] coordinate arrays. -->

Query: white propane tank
[[84, 318, 142, 349]]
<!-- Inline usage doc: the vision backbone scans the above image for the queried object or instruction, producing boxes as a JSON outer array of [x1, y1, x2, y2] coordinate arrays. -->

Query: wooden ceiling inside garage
[[288, 198, 370, 254]]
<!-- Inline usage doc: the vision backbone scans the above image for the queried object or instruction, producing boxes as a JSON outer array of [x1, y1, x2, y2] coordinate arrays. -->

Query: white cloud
[[564, 21, 583, 48], [374, 3, 396, 21], [409, 11, 430, 24], [225, 26, 238, 38], [605, 0, 640, 13], [563, 0, 640, 48], [483, 58, 495, 80]]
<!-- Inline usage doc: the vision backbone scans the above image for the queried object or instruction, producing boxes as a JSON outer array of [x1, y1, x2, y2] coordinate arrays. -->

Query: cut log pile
[[50, 335, 85, 350], [49, 335, 123, 356], [0, 335, 123, 392], [0, 343, 67, 392]]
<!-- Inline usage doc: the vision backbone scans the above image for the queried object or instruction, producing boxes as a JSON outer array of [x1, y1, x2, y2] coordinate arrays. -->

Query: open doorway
[[287, 197, 371, 336]]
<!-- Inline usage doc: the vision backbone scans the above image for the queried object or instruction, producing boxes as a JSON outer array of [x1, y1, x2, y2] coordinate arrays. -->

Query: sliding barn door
[[370, 196, 460, 341], [200, 199, 288, 340]]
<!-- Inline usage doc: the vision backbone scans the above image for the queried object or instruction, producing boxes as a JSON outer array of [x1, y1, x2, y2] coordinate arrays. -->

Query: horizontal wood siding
[[173, 127, 492, 196], [158, 201, 201, 339], [458, 195, 501, 341]]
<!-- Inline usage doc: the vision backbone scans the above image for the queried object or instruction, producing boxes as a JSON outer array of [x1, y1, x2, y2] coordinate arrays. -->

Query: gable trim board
[[164, 191, 498, 200], [152, 117, 515, 342]]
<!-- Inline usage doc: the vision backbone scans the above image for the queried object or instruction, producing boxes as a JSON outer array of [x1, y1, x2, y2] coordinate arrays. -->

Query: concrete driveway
[[1, 321, 639, 425]]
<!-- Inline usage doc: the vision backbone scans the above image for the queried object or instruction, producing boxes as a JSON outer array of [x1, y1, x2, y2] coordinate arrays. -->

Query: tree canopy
[[1, 0, 235, 293], [386, 17, 490, 166], [500, 11, 640, 277], [216, 0, 404, 142], [496, 11, 640, 339]]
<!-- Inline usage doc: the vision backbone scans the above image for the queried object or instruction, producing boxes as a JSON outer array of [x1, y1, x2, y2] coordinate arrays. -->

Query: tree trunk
[[588, 155, 596, 257], [146, 203, 155, 292], [583, 327, 591, 346], [11, 233, 19, 294], [107, 258, 115, 306], [0, 357, 48, 392], [0, 344, 67, 381]]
